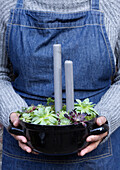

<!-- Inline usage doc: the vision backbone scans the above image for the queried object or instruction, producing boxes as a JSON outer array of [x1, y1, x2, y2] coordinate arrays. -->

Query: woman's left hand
[[78, 116, 108, 156]]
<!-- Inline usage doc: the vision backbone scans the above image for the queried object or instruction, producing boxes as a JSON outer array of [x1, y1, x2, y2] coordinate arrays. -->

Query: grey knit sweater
[[0, 0, 120, 139]]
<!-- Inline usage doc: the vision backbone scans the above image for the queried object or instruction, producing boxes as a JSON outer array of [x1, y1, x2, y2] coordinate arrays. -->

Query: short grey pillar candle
[[53, 44, 62, 112], [65, 60, 74, 112]]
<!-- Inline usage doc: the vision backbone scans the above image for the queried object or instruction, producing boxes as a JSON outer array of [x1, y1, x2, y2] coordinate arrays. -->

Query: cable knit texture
[[0, 0, 120, 140]]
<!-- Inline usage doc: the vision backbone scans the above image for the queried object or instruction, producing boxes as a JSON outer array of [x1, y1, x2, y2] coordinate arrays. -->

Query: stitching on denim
[[7, 10, 15, 57], [2, 151, 112, 164], [5, 27, 10, 57], [91, 0, 93, 9], [2, 138, 112, 164], [109, 136, 113, 155], [9, 23, 102, 30], [100, 13, 114, 75]]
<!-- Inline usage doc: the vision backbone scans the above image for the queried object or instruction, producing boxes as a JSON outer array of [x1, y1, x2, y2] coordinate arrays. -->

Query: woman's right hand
[[10, 112, 33, 153]]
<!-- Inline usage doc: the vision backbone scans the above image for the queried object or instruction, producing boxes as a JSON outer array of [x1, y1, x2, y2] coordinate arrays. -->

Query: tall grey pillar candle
[[53, 44, 62, 112], [65, 60, 74, 112]]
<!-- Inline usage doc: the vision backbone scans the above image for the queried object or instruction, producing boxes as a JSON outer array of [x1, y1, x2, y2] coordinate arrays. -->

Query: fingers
[[10, 112, 20, 127], [18, 141, 32, 153], [78, 132, 108, 156], [11, 134, 32, 153], [78, 140, 100, 156], [11, 134, 38, 154], [96, 116, 107, 126], [9, 112, 39, 154], [77, 116, 108, 157], [86, 132, 108, 143], [11, 134, 27, 143], [18, 141, 39, 154]]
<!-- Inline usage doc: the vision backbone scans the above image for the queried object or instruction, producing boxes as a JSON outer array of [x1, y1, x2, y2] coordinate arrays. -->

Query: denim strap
[[16, 0, 23, 8], [91, 0, 99, 10]]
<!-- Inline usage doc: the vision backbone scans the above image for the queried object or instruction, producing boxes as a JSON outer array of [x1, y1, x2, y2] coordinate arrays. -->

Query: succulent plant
[[19, 105, 58, 125], [64, 110, 87, 124], [57, 111, 71, 125], [18, 98, 98, 126]]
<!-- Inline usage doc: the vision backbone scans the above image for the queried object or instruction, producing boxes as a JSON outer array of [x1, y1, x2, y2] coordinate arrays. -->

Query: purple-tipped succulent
[[64, 109, 87, 126], [26, 106, 37, 113]]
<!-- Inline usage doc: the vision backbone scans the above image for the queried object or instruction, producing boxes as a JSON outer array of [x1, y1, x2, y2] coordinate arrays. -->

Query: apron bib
[[2, 0, 120, 169]]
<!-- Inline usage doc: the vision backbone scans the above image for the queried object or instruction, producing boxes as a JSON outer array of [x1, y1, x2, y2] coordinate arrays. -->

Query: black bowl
[[8, 118, 108, 155]]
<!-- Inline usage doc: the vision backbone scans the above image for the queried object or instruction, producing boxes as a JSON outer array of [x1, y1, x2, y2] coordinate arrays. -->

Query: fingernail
[[87, 138, 91, 142], [14, 120, 18, 126], [80, 151, 85, 156], [98, 119, 102, 126], [13, 122, 16, 126], [26, 148, 31, 153], [23, 139, 27, 143]]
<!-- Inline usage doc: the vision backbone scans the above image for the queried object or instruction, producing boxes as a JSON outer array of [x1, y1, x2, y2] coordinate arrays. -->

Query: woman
[[0, 0, 120, 169]]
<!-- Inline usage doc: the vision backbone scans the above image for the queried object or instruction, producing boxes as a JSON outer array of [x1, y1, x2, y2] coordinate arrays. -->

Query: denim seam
[[8, 23, 103, 30], [100, 13, 114, 76], [7, 10, 15, 57], [2, 138, 112, 164], [5, 27, 10, 58], [2, 151, 112, 164]]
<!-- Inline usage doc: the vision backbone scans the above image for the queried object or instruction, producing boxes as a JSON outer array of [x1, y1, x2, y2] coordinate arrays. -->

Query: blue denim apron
[[2, 0, 120, 169]]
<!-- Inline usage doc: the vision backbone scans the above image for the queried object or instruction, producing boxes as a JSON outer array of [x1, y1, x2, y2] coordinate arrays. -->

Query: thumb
[[10, 112, 20, 127], [96, 116, 107, 126]]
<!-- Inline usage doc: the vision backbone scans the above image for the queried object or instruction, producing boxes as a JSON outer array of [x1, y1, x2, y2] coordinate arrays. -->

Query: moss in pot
[[8, 98, 109, 155]]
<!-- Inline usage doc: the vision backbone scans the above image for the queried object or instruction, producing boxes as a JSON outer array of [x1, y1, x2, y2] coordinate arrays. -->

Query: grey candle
[[65, 60, 74, 112], [53, 44, 62, 112]]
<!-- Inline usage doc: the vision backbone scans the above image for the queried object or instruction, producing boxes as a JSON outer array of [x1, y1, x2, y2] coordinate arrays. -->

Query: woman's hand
[[10, 112, 38, 154], [78, 116, 108, 156]]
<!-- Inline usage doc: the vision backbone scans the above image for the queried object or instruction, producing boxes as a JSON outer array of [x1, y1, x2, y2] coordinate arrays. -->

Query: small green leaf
[[33, 118, 41, 124]]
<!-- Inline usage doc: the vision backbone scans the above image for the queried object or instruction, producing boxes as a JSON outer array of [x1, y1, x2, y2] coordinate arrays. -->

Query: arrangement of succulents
[[18, 98, 98, 126]]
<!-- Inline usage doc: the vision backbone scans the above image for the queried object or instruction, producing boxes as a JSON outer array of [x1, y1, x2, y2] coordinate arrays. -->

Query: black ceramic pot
[[8, 118, 109, 155]]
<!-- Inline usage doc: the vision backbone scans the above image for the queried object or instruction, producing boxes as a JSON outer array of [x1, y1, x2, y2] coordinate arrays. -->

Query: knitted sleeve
[[0, 0, 28, 128], [95, 31, 120, 138]]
